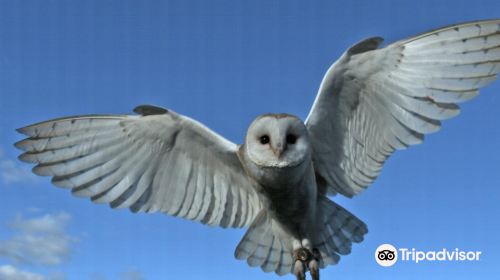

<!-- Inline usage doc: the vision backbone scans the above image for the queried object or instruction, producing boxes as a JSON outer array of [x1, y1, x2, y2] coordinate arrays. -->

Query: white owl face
[[244, 114, 311, 169]]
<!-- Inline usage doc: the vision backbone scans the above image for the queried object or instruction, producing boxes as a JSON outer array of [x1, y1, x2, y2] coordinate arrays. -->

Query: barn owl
[[15, 19, 500, 280]]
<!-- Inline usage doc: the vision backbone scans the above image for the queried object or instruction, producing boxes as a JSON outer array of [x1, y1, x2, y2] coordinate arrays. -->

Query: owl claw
[[293, 260, 306, 280], [293, 248, 320, 280]]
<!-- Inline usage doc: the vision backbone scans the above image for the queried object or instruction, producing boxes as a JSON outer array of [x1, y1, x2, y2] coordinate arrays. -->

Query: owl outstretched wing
[[306, 19, 500, 197], [15, 105, 262, 228]]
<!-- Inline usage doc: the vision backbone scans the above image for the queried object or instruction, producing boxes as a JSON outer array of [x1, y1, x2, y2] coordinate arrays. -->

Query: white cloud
[[0, 265, 66, 280], [0, 213, 78, 266], [0, 147, 38, 185], [0, 265, 45, 280]]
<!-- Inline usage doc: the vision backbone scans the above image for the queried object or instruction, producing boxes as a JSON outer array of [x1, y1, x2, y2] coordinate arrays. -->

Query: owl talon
[[293, 248, 312, 262], [293, 260, 306, 280], [293, 248, 320, 280], [308, 248, 320, 280], [308, 259, 319, 280]]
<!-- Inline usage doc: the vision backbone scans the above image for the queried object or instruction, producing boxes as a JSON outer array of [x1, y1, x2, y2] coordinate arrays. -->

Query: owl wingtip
[[133, 105, 169, 116]]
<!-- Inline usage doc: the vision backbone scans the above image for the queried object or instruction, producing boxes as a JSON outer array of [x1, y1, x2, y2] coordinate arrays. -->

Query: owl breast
[[238, 143, 311, 188], [238, 144, 318, 235]]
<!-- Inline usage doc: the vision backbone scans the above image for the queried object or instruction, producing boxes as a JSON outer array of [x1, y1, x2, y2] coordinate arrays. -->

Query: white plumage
[[15, 19, 500, 279], [307, 19, 500, 197], [16, 111, 261, 228]]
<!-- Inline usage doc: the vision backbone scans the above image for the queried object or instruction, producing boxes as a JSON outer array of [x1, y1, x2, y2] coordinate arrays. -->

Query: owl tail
[[313, 196, 368, 268], [234, 210, 295, 276], [234, 198, 368, 276]]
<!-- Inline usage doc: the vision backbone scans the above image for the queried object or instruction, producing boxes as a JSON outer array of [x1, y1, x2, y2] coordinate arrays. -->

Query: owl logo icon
[[378, 249, 395, 261], [375, 244, 398, 267]]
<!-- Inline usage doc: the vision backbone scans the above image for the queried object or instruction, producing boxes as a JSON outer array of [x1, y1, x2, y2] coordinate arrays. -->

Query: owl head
[[244, 114, 311, 170]]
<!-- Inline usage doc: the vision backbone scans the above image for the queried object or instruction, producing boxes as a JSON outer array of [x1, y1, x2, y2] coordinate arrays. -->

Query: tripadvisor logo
[[375, 244, 482, 267], [375, 244, 398, 267]]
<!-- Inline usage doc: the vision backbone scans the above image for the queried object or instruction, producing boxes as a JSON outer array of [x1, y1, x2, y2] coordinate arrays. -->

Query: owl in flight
[[15, 20, 500, 280]]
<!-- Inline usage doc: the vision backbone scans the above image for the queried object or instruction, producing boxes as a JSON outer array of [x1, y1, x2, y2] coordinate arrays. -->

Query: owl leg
[[301, 239, 320, 280], [292, 240, 305, 280], [293, 238, 322, 280], [293, 248, 309, 280], [293, 259, 306, 280], [308, 249, 320, 280], [292, 248, 321, 280]]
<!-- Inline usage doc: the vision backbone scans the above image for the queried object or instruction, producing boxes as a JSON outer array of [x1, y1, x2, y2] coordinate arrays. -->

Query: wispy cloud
[[0, 147, 38, 185], [0, 212, 144, 280], [89, 268, 145, 280], [122, 268, 145, 280], [0, 264, 45, 280], [0, 212, 78, 266], [0, 265, 66, 280]]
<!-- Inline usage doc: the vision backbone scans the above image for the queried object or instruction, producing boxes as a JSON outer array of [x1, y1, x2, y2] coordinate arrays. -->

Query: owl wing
[[305, 19, 500, 197], [16, 105, 262, 228]]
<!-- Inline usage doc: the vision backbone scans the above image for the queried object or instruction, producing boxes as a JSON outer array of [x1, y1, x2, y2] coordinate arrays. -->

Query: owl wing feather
[[306, 19, 500, 197], [15, 106, 262, 228]]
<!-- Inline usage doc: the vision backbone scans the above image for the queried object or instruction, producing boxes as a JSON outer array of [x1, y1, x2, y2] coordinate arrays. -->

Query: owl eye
[[259, 135, 270, 145], [286, 134, 297, 144]]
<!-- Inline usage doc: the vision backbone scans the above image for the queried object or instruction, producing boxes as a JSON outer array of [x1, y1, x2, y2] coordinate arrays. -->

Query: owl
[[15, 19, 500, 280]]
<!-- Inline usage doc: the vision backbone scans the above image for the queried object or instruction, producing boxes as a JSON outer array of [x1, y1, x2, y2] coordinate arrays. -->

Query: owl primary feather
[[15, 19, 500, 280]]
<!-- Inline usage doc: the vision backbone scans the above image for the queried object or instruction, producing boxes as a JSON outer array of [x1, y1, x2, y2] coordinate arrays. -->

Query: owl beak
[[273, 142, 287, 158]]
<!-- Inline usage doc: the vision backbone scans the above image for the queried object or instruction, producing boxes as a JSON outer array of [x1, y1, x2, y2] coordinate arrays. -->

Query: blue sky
[[1, 0, 500, 279]]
